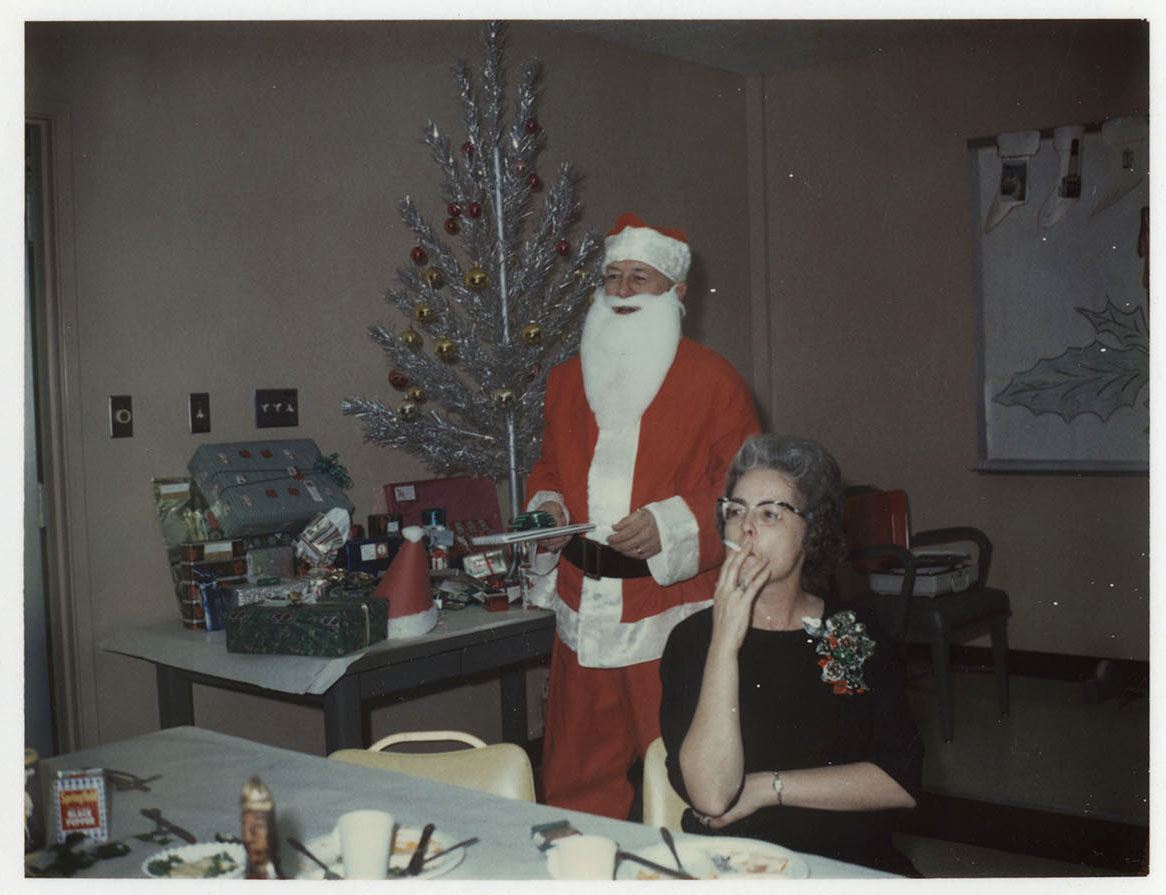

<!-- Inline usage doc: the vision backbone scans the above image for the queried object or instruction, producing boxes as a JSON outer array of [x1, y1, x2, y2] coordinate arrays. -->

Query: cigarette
[[723, 539, 742, 552]]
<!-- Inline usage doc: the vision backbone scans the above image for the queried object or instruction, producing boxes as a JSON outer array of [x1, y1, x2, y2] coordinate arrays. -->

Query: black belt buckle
[[579, 537, 603, 580]]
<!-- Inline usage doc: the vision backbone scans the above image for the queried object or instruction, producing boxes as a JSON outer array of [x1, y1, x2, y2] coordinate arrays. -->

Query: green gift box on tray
[[224, 595, 388, 658]]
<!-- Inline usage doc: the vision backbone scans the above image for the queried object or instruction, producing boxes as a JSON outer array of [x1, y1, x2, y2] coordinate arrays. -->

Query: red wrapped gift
[[384, 475, 503, 531]]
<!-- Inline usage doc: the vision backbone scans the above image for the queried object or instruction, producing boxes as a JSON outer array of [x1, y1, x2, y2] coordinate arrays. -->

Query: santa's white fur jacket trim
[[605, 225, 691, 284]]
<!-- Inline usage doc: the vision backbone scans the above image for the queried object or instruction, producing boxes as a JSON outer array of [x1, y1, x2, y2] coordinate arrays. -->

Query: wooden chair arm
[[911, 526, 994, 586]]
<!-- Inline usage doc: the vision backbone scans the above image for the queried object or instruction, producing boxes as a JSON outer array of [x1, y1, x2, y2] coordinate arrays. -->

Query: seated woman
[[658, 434, 924, 876]]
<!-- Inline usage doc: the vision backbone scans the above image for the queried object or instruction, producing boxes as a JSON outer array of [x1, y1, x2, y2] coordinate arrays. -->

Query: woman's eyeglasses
[[717, 497, 804, 528]]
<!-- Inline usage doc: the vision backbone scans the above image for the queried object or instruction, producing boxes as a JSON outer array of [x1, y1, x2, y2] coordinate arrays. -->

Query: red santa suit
[[526, 336, 759, 818]]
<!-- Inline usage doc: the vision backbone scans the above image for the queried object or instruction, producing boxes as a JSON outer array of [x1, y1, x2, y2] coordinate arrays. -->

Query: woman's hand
[[709, 543, 770, 653]]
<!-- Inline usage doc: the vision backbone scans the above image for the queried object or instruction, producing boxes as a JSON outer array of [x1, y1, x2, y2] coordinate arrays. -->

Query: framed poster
[[970, 118, 1149, 473]]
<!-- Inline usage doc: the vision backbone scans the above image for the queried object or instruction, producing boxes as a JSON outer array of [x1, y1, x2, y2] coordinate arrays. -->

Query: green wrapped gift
[[223, 595, 388, 658]]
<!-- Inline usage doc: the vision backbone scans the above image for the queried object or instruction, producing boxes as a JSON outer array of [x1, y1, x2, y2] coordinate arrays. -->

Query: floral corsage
[[801, 610, 876, 695]]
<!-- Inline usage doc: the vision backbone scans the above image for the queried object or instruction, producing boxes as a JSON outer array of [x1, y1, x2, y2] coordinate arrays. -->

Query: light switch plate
[[109, 395, 133, 438], [255, 388, 299, 428], [189, 392, 211, 433]]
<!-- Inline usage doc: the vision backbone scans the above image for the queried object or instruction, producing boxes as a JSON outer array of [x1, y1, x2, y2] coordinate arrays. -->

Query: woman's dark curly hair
[[719, 434, 847, 591]]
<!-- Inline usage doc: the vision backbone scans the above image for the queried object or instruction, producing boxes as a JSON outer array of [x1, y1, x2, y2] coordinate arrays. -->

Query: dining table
[[98, 602, 555, 754], [26, 725, 901, 881]]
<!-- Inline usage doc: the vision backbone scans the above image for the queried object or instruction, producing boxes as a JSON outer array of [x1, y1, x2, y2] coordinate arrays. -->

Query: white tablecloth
[[31, 726, 900, 881], [98, 605, 551, 695]]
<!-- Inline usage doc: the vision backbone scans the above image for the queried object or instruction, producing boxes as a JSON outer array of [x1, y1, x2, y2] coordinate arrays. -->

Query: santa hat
[[604, 213, 691, 284], [375, 525, 437, 639]]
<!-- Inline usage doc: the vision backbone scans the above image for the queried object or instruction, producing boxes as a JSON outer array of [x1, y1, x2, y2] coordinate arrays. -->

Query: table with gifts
[[99, 603, 555, 754]]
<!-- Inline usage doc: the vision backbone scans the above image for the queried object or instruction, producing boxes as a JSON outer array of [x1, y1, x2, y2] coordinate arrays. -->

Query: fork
[[287, 836, 341, 879]]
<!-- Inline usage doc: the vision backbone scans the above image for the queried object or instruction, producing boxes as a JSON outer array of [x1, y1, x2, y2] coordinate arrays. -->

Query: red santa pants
[[538, 633, 663, 820]]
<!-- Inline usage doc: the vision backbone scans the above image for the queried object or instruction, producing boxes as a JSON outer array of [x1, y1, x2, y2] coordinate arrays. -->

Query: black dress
[[658, 599, 924, 875]]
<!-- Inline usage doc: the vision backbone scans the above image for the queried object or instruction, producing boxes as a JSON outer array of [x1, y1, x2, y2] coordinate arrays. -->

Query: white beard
[[580, 285, 684, 431]]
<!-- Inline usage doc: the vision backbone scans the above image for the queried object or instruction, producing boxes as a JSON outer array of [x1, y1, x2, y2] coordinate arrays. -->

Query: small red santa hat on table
[[603, 213, 691, 284], [375, 525, 437, 639]]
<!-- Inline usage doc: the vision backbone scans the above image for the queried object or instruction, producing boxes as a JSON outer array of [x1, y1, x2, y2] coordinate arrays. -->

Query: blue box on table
[[188, 439, 354, 538]]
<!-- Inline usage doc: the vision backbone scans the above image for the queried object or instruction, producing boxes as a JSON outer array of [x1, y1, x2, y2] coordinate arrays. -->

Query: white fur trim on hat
[[604, 215, 691, 284]]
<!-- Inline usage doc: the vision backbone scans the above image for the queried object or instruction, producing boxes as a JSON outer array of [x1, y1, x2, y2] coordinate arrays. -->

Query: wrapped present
[[384, 475, 502, 531], [188, 439, 354, 537], [246, 545, 296, 582], [224, 595, 389, 658], [174, 575, 247, 629], [152, 477, 212, 546], [168, 539, 248, 564], [295, 508, 350, 567], [221, 578, 307, 608], [170, 556, 249, 584], [342, 537, 401, 575]]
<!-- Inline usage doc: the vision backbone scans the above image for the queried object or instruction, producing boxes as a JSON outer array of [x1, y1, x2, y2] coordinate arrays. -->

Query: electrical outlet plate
[[189, 392, 211, 433], [109, 395, 133, 438], [255, 388, 299, 428]]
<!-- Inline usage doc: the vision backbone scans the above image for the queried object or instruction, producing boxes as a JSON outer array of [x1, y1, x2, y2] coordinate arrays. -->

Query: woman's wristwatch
[[771, 771, 784, 805]]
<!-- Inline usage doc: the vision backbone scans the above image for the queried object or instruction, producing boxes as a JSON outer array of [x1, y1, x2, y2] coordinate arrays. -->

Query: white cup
[[335, 809, 395, 879], [546, 834, 619, 880]]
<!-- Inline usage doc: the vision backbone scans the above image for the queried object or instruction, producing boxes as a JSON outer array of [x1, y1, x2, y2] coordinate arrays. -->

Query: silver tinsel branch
[[343, 20, 602, 510]]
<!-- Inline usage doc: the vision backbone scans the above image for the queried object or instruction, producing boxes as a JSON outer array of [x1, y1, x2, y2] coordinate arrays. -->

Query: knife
[[616, 849, 698, 880], [140, 807, 197, 844], [406, 823, 436, 875]]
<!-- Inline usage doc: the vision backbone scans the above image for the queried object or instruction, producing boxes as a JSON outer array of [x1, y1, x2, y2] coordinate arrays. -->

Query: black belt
[[561, 535, 652, 580]]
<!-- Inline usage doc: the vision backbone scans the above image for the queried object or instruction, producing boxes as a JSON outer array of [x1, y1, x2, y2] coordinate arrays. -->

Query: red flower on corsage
[[802, 610, 876, 695]]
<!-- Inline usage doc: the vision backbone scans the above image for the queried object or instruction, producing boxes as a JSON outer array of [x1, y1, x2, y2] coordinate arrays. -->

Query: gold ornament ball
[[396, 400, 419, 421], [573, 267, 589, 282], [424, 267, 446, 289], [465, 266, 489, 291], [434, 337, 459, 363], [399, 328, 423, 350], [492, 388, 516, 409], [521, 323, 543, 346], [413, 302, 434, 324], [406, 386, 428, 404]]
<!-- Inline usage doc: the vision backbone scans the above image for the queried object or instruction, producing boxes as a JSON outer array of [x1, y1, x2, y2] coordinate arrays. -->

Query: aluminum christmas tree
[[343, 22, 601, 516]]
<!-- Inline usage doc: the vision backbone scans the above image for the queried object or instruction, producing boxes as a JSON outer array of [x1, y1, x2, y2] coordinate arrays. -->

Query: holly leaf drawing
[[1076, 300, 1148, 351], [993, 339, 1148, 422]]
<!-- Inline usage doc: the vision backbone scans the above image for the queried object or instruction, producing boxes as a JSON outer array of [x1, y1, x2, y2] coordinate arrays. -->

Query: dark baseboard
[[903, 644, 1149, 689], [897, 792, 1149, 874]]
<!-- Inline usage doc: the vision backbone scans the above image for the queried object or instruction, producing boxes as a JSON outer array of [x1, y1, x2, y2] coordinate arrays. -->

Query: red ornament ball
[[444, 217, 460, 235], [460, 141, 475, 159], [556, 239, 571, 257], [447, 203, 462, 217], [389, 370, 410, 390], [524, 117, 540, 134], [527, 173, 542, 191], [410, 246, 427, 265], [467, 202, 483, 219]]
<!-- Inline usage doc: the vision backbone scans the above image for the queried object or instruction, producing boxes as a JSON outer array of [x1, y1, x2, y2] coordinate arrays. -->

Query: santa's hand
[[607, 508, 661, 559], [534, 501, 571, 552]]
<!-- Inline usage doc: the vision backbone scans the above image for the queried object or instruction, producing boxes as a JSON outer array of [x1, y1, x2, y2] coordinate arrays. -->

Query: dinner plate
[[616, 836, 809, 880], [141, 841, 246, 879], [296, 825, 465, 879]]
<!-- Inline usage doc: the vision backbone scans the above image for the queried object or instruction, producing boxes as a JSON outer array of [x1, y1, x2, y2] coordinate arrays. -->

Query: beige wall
[[25, 20, 750, 752], [754, 20, 1149, 660], [26, 19, 1149, 755]]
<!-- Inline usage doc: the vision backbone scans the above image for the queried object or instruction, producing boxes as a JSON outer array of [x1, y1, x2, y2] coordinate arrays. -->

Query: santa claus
[[525, 212, 760, 818]]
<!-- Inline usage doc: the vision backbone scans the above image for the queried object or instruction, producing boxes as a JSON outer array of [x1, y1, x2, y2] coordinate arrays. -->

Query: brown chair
[[328, 730, 536, 802], [843, 488, 1010, 742]]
